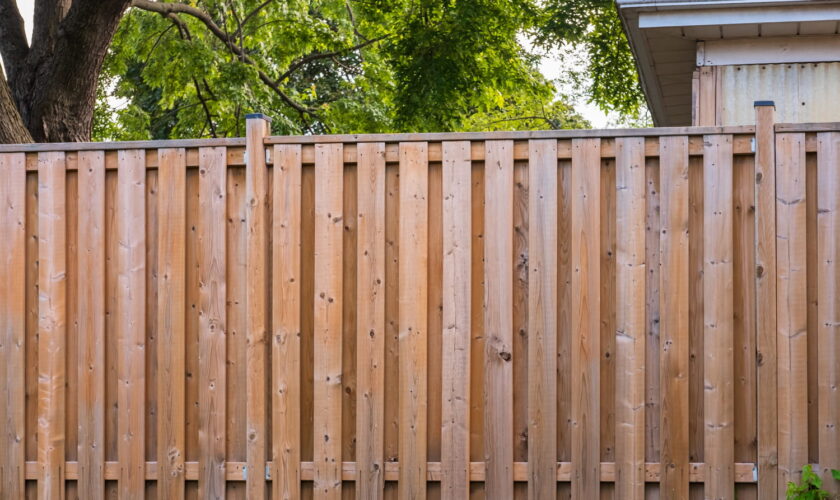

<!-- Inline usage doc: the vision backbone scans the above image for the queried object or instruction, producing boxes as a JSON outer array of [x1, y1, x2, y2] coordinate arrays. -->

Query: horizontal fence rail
[[2, 111, 840, 499]]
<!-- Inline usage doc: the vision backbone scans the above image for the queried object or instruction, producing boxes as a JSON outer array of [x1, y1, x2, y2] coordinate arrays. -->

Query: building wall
[[694, 62, 840, 126]]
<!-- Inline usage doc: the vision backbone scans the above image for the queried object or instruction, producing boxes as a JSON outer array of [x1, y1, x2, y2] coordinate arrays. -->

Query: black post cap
[[245, 113, 273, 122]]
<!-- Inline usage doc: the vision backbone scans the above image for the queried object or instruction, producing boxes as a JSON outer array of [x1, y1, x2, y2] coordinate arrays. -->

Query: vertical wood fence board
[[644, 157, 662, 487], [615, 137, 646, 500], [469, 155, 486, 499], [483, 140, 515, 499], [77, 151, 106, 500], [557, 158, 573, 500], [441, 141, 471, 500], [355, 142, 386, 499], [273, 144, 303, 499], [775, 132, 809, 492], [37, 152, 68, 500], [341, 159, 358, 498], [527, 139, 558, 500], [117, 149, 146, 497], [245, 118, 269, 498], [156, 148, 187, 498], [198, 147, 228, 499], [65, 167, 78, 500], [398, 142, 429, 499], [0, 153, 26, 499], [571, 138, 601, 499], [688, 154, 704, 473], [227, 165, 248, 500], [754, 105, 778, 500], [703, 135, 736, 499], [733, 154, 757, 500], [383, 159, 400, 499], [659, 136, 690, 500], [511, 157, 529, 500], [599, 154, 616, 500], [313, 143, 344, 499], [817, 132, 840, 494], [806, 150, 819, 468]]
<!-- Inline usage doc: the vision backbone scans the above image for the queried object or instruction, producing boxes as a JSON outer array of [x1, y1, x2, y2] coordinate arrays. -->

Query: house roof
[[616, 0, 840, 125]]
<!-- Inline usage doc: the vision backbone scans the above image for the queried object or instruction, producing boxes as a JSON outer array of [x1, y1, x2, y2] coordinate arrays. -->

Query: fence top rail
[[776, 122, 840, 132], [0, 124, 760, 154], [263, 124, 755, 144]]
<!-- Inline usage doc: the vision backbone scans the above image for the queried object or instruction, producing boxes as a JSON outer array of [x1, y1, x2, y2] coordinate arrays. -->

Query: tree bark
[[0, 72, 32, 143], [0, 0, 131, 143]]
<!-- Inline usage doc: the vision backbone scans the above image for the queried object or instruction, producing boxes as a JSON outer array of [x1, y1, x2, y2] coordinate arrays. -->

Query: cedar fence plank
[[615, 137, 646, 500]]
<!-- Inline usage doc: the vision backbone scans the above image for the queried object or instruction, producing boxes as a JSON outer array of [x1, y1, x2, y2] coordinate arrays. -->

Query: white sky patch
[[7, 0, 617, 129]]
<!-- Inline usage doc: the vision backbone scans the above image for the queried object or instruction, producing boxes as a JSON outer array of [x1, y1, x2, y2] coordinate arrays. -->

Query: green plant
[[786, 465, 840, 499]]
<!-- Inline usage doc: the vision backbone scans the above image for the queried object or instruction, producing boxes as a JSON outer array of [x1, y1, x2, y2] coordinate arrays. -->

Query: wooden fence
[[1, 108, 839, 499]]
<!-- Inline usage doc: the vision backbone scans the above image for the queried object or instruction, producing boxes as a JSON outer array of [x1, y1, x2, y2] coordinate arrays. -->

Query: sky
[[10, 0, 612, 128]]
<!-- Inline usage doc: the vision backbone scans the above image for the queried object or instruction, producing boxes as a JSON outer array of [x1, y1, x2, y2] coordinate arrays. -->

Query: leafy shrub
[[786, 464, 840, 499]]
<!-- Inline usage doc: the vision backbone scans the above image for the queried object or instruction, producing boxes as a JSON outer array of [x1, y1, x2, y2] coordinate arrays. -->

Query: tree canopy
[[0, 0, 646, 143], [95, 0, 645, 140]]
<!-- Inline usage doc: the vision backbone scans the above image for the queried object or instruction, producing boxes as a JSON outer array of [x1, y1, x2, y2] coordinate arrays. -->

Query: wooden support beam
[[754, 102, 778, 499], [245, 115, 270, 498]]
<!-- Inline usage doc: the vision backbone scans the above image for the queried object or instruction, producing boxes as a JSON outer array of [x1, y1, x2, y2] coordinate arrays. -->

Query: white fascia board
[[698, 35, 840, 66], [639, 4, 840, 28]]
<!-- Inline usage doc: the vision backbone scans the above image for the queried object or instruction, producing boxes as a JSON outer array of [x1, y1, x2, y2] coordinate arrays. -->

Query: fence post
[[754, 101, 778, 499], [245, 113, 271, 498]]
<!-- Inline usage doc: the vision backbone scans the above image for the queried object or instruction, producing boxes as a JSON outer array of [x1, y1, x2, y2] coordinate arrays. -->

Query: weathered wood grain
[[355, 142, 386, 499], [571, 138, 601, 498], [116, 149, 146, 498], [0, 153, 26, 500], [313, 143, 344, 499], [440, 141, 472, 500], [615, 137, 646, 500], [398, 142, 429, 499]]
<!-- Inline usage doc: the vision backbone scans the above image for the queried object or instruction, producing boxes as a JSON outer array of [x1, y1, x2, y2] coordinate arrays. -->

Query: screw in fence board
[[245, 113, 271, 499], [753, 102, 778, 500]]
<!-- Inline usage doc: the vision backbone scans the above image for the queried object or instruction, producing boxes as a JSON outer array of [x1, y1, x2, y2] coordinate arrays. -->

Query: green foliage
[[786, 465, 840, 500], [95, 0, 641, 139]]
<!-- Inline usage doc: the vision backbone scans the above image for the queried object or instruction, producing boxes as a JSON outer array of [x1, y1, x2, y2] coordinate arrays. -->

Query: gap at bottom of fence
[[23, 461, 758, 483]]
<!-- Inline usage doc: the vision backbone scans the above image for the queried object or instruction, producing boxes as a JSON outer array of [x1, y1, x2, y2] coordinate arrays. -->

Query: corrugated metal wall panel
[[718, 63, 840, 125]]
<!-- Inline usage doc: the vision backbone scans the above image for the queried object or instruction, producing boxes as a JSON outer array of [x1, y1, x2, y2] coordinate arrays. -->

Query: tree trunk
[[0, 73, 32, 143], [0, 0, 131, 144]]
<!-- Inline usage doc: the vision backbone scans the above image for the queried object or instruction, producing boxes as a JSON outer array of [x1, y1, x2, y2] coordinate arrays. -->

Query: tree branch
[[233, 0, 272, 39], [130, 0, 316, 117], [30, 0, 71, 55], [0, 0, 30, 76], [192, 76, 217, 137], [276, 34, 389, 82]]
